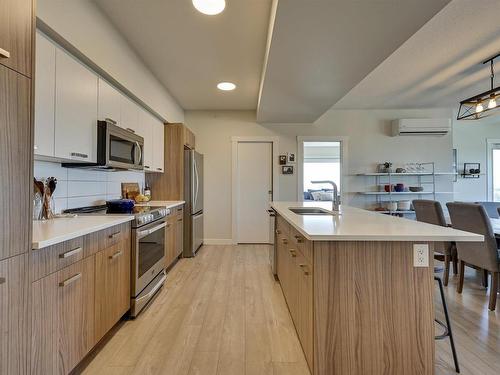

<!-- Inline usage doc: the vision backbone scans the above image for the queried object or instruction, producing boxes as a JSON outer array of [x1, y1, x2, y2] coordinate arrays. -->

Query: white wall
[[37, 0, 184, 123], [34, 161, 145, 214], [453, 114, 500, 201], [186, 108, 454, 242]]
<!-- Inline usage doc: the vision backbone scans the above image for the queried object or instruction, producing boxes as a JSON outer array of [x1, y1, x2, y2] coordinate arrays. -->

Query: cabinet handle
[[166, 224, 171, 228], [177, 218, 183, 222], [0, 277, 5, 285], [59, 273, 82, 287], [156, 168, 163, 171], [126, 127, 135, 133], [108, 231, 121, 239], [59, 246, 82, 259], [282, 239, 288, 245], [289, 249, 297, 258], [105, 118, 117, 125], [144, 165, 151, 169], [177, 207, 182, 211], [294, 235, 304, 243], [109, 250, 123, 260], [299, 264, 310, 275], [70, 152, 88, 159], [276, 229, 281, 235], [0, 48, 10, 58]]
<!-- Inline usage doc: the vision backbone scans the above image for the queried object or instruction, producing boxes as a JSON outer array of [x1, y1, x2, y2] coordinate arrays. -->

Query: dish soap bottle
[[144, 184, 151, 201]]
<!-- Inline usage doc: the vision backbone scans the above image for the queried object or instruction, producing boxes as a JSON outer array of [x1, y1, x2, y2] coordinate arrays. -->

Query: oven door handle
[[136, 272, 167, 303], [137, 222, 166, 239]]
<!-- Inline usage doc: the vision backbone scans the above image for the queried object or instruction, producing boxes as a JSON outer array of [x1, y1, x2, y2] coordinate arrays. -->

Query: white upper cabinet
[[152, 119, 165, 173], [120, 94, 140, 134], [140, 108, 154, 171], [34, 32, 56, 157], [54, 48, 98, 162], [98, 78, 121, 125]]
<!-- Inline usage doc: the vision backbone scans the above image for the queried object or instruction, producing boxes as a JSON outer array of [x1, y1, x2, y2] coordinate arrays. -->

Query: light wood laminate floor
[[78, 245, 500, 375]]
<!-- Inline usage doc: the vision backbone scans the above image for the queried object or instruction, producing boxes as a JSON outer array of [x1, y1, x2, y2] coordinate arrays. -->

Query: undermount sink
[[289, 207, 335, 215]]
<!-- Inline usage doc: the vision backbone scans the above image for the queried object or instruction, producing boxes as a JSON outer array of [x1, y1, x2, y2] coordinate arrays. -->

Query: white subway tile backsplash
[[33, 160, 68, 181], [67, 195, 107, 209], [67, 168, 108, 182], [67, 181, 107, 197], [34, 160, 145, 213]]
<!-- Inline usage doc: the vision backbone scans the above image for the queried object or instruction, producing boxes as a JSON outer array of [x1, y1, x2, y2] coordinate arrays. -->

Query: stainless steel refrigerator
[[183, 149, 204, 257]]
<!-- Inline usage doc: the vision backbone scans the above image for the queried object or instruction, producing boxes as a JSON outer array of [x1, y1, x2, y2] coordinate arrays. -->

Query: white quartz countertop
[[136, 200, 185, 209], [32, 216, 134, 250], [270, 201, 484, 242]]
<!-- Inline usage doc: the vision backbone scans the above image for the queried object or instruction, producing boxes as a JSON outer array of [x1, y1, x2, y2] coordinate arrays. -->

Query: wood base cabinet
[[94, 240, 131, 342], [31, 256, 95, 375], [0, 254, 29, 375], [165, 206, 184, 269]]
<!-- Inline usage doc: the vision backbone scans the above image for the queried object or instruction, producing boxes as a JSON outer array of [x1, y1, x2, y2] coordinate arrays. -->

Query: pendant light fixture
[[457, 53, 500, 120]]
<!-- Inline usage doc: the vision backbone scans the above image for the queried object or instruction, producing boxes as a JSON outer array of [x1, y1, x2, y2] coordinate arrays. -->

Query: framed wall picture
[[279, 155, 287, 165], [287, 152, 296, 164], [282, 165, 294, 175]]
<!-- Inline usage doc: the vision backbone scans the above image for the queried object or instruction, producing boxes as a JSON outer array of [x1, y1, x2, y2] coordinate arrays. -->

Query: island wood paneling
[[0, 64, 32, 261], [313, 241, 434, 375]]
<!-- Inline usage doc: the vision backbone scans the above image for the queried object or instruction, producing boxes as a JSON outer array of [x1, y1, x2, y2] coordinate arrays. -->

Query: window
[[302, 141, 341, 201], [492, 145, 500, 201]]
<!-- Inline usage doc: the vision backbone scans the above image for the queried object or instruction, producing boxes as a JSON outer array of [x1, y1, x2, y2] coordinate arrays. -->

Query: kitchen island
[[270, 201, 482, 375]]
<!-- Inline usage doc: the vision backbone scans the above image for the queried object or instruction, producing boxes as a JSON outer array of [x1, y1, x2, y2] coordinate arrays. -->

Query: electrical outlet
[[413, 244, 429, 267]]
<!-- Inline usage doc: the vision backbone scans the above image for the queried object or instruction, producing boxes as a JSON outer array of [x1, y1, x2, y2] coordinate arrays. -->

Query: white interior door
[[236, 142, 272, 243]]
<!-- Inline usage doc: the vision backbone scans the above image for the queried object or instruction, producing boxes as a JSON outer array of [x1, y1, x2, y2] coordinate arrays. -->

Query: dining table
[[446, 216, 500, 235]]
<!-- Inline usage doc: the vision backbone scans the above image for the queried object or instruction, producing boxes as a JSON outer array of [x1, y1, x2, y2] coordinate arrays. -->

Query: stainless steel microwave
[[63, 119, 144, 170]]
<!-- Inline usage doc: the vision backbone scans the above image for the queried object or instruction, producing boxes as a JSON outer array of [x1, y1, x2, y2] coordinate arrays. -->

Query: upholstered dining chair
[[447, 202, 500, 311], [413, 200, 456, 286]]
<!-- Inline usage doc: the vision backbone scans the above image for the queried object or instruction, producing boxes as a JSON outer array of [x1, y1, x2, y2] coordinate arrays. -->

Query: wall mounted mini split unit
[[391, 119, 451, 136]]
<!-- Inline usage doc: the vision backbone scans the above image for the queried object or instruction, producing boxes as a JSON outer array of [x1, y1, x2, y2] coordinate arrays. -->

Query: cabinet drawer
[[174, 205, 184, 217], [31, 237, 85, 281], [98, 223, 128, 250], [290, 227, 313, 263], [276, 215, 290, 238]]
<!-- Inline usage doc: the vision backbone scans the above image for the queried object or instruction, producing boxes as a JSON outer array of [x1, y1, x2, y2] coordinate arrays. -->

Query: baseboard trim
[[203, 239, 234, 245]]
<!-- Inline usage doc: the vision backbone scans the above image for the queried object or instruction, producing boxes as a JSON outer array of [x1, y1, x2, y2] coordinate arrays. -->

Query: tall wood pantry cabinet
[[0, 0, 34, 374]]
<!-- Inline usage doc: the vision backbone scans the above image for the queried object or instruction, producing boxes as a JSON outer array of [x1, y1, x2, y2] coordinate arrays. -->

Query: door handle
[[109, 250, 123, 260], [59, 246, 83, 259], [59, 273, 82, 287], [0, 48, 10, 58]]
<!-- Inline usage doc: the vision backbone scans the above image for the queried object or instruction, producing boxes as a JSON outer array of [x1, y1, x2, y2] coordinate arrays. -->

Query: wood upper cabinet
[[34, 31, 56, 157], [0, 0, 32, 77], [0, 65, 31, 261], [54, 48, 98, 162], [31, 256, 96, 375], [98, 78, 121, 125], [94, 240, 131, 342], [183, 126, 195, 149], [0, 254, 29, 375]]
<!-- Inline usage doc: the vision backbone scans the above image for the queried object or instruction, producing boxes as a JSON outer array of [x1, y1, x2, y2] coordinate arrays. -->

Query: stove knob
[[137, 216, 144, 225], [166, 208, 171, 216], [149, 214, 154, 222]]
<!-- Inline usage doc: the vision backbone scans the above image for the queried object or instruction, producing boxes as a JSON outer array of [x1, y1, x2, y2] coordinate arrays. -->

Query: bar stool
[[435, 276, 460, 373]]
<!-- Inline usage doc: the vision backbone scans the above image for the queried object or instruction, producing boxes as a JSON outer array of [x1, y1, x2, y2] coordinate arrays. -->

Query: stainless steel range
[[64, 204, 170, 317]]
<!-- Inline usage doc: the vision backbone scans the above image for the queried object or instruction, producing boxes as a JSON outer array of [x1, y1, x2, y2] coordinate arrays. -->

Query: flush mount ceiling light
[[457, 53, 500, 120], [192, 0, 225, 15], [217, 82, 236, 91]]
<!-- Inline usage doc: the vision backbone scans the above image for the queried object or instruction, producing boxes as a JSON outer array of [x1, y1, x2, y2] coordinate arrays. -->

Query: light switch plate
[[413, 244, 429, 267]]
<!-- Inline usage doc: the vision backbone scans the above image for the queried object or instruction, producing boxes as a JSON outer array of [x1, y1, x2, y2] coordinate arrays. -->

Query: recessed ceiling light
[[217, 82, 236, 91], [192, 0, 225, 15]]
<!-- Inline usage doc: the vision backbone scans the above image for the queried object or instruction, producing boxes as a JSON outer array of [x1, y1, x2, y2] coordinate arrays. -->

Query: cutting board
[[121, 182, 140, 200]]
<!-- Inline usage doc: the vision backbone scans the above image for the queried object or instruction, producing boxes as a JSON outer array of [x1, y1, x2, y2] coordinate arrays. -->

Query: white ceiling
[[335, 0, 500, 110], [93, 0, 272, 110], [256, 0, 451, 123]]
